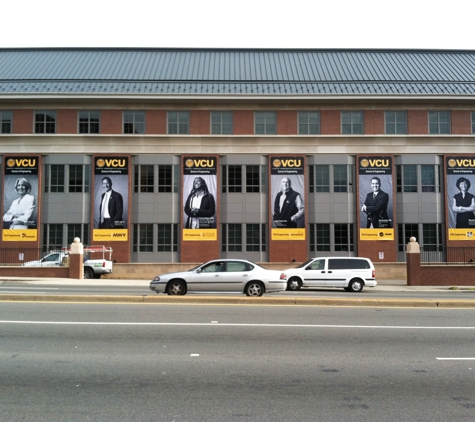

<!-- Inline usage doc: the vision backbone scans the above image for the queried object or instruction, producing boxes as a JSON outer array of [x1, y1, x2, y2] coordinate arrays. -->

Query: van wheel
[[287, 277, 301, 291], [348, 279, 364, 292]]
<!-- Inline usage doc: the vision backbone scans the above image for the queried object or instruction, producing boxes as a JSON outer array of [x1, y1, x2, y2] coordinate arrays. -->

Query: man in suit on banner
[[361, 177, 391, 228], [99, 177, 124, 229]]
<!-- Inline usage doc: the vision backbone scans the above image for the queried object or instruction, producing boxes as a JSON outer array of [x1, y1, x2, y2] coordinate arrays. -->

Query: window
[[385, 111, 407, 134], [222, 224, 242, 252], [45, 165, 65, 193], [134, 224, 154, 252], [211, 111, 233, 134], [309, 165, 330, 193], [158, 165, 173, 193], [341, 111, 363, 134], [298, 111, 320, 134], [0, 110, 12, 134], [334, 223, 354, 252], [310, 223, 330, 252], [67, 224, 89, 246], [46, 164, 89, 193], [79, 111, 100, 134], [222, 165, 242, 193], [134, 165, 154, 193], [334, 165, 353, 193], [168, 111, 190, 134], [472, 112, 475, 134], [397, 223, 418, 252], [422, 223, 442, 252], [246, 165, 261, 193], [43, 224, 63, 251], [246, 224, 266, 252], [35, 110, 56, 134], [396, 165, 417, 193], [69, 165, 90, 193], [428, 111, 450, 134], [157, 224, 178, 252], [255, 112, 276, 135], [421, 165, 436, 193], [123, 111, 145, 134]]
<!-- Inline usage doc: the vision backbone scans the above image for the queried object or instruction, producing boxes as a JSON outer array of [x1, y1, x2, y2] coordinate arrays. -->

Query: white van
[[283, 257, 377, 292]]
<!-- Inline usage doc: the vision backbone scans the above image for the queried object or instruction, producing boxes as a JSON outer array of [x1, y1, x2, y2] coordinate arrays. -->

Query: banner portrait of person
[[358, 156, 394, 240], [446, 156, 475, 240], [3, 156, 40, 241], [94, 174, 128, 229], [270, 156, 305, 241], [182, 157, 217, 241]]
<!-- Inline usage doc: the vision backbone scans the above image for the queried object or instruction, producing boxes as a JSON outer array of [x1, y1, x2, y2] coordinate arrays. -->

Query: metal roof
[[0, 48, 474, 96]]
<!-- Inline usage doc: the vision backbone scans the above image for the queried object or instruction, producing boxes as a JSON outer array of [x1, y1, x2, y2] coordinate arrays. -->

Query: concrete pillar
[[406, 237, 421, 286], [68, 237, 84, 279]]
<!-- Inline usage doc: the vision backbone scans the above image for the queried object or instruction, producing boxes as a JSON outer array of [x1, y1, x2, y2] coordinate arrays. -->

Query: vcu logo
[[96, 158, 127, 168], [7, 158, 37, 168], [361, 158, 390, 168], [185, 158, 215, 168]]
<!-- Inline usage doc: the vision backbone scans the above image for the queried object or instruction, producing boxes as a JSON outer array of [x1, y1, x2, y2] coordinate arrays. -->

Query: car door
[[188, 261, 226, 292], [301, 258, 326, 287], [218, 261, 251, 292], [325, 258, 352, 287]]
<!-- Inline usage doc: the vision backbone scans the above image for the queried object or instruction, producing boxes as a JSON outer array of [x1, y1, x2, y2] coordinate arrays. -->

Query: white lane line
[[1, 321, 475, 329], [437, 358, 475, 360]]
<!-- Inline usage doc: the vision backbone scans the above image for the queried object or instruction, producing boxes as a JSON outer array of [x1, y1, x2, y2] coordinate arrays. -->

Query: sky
[[2, 0, 474, 50]]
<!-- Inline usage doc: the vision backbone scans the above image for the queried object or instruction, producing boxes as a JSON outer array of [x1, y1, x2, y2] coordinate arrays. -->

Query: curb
[[1, 294, 475, 308]]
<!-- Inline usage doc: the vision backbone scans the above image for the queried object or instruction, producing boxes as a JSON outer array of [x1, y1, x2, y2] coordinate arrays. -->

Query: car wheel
[[84, 267, 94, 279], [287, 277, 301, 291], [245, 281, 265, 297], [348, 279, 364, 292], [166, 280, 186, 295]]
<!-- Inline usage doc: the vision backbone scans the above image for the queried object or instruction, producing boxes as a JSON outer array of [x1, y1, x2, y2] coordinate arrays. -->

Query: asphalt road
[[2, 302, 475, 421], [1, 282, 475, 301]]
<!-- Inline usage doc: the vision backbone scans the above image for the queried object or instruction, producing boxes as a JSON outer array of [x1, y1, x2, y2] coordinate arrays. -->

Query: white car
[[150, 259, 286, 296], [283, 257, 377, 292]]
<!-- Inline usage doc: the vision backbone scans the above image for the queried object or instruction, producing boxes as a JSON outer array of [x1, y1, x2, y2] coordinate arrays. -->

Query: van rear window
[[328, 259, 370, 270]]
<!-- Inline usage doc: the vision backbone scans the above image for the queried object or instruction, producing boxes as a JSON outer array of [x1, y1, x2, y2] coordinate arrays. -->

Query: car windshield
[[188, 265, 201, 272], [295, 259, 314, 268]]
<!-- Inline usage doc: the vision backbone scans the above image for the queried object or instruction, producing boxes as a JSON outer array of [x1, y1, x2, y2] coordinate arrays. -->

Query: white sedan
[[150, 259, 286, 296]]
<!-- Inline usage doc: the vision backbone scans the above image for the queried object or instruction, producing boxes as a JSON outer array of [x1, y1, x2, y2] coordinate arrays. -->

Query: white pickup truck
[[22, 246, 113, 279]]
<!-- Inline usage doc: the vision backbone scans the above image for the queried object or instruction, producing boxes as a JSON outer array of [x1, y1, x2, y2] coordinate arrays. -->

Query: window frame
[[168, 111, 190, 135], [0, 110, 12, 134], [298, 111, 320, 135], [211, 111, 233, 135], [78, 110, 100, 134], [35, 110, 56, 134], [254, 111, 276, 135], [341, 111, 364, 135], [385, 111, 407, 135], [123, 110, 145, 134], [428, 111, 451, 135]]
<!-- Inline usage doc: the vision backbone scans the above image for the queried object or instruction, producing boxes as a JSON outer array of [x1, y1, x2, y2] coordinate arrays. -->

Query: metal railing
[[421, 246, 475, 265]]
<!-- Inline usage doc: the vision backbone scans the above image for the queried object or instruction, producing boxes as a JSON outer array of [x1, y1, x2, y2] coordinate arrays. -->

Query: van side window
[[308, 259, 324, 270], [328, 258, 370, 270]]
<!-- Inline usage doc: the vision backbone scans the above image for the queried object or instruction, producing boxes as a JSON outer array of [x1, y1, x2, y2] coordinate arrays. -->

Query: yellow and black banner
[[446, 156, 475, 240], [93, 156, 129, 241], [358, 156, 394, 240], [183, 157, 217, 241], [270, 156, 305, 240], [3, 156, 39, 241]]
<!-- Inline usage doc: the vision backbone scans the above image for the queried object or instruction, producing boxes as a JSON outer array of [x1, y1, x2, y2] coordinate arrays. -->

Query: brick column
[[68, 237, 84, 279]]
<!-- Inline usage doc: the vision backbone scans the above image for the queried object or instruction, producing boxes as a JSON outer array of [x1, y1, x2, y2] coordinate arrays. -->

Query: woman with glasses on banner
[[184, 177, 216, 229], [452, 177, 475, 228], [3, 177, 36, 229]]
